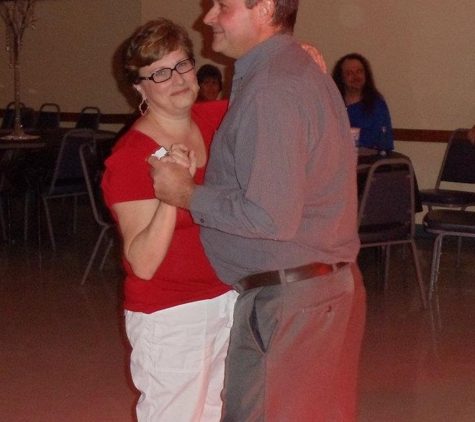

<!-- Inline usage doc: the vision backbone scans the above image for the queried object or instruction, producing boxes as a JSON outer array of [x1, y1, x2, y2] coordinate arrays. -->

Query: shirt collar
[[234, 33, 294, 78]]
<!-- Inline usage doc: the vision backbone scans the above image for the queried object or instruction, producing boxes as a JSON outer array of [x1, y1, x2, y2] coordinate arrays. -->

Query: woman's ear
[[133, 83, 142, 95]]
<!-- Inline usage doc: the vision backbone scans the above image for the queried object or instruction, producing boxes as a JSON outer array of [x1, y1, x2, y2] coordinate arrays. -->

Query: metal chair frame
[[358, 158, 428, 309], [423, 209, 475, 301], [42, 128, 95, 251], [79, 142, 115, 285]]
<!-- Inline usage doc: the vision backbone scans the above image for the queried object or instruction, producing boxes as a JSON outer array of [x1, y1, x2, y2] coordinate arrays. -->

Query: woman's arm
[[113, 198, 176, 280], [468, 125, 475, 142]]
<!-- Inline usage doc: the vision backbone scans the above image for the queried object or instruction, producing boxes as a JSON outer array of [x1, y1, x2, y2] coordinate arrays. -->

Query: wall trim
[[393, 128, 453, 143], [0, 109, 465, 143]]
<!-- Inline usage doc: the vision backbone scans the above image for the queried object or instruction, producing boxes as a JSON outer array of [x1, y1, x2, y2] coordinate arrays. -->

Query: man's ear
[[258, 0, 275, 22]]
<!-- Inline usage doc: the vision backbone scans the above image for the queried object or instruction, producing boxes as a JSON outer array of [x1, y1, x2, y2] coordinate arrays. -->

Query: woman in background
[[196, 64, 223, 102]]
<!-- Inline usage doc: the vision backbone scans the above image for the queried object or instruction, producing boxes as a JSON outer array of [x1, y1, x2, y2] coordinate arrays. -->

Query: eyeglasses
[[136, 58, 196, 84]]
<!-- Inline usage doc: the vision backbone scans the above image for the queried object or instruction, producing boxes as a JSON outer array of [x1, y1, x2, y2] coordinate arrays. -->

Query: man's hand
[[147, 156, 195, 210]]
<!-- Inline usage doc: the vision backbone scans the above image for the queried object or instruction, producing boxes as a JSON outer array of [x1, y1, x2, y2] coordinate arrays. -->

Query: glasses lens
[[152, 68, 172, 83], [176, 59, 195, 74]]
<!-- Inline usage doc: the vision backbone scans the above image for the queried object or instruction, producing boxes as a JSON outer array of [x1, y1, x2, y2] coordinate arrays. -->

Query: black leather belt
[[237, 262, 349, 292]]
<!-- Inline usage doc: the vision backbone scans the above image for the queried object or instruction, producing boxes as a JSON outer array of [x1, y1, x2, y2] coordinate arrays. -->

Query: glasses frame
[[136, 58, 196, 84]]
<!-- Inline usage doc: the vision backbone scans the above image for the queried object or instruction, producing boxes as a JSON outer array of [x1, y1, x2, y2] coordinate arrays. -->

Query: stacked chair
[[421, 128, 475, 300], [36, 103, 61, 129], [75, 106, 101, 131]]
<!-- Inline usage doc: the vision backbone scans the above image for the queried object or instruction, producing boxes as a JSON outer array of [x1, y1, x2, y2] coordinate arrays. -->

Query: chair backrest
[[37, 103, 61, 129], [79, 142, 112, 226], [1, 101, 25, 129], [46, 128, 95, 196], [75, 106, 101, 131], [358, 158, 415, 241], [21, 107, 36, 129], [436, 128, 475, 186]]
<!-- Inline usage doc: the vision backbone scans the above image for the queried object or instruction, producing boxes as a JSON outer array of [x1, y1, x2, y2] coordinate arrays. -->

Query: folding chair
[[419, 128, 475, 264], [358, 158, 428, 309], [42, 129, 95, 251], [75, 106, 101, 131], [36, 103, 61, 129]]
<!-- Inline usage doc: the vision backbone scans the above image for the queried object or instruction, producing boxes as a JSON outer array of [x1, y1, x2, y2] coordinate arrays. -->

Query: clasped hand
[[147, 143, 196, 209]]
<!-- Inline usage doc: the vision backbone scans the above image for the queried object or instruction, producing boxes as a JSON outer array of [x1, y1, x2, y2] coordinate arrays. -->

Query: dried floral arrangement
[[0, 0, 38, 139]]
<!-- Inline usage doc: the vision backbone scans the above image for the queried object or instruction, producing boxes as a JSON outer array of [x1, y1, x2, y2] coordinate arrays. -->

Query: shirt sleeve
[[102, 135, 156, 210]]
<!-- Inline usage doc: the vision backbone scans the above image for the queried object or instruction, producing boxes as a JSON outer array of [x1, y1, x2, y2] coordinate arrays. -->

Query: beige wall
[[142, 0, 475, 130], [295, 0, 475, 131], [0, 0, 141, 113], [1, 0, 474, 126]]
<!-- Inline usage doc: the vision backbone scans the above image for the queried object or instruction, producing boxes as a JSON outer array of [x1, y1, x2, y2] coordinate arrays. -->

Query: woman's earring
[[139, 98, 148, 116]]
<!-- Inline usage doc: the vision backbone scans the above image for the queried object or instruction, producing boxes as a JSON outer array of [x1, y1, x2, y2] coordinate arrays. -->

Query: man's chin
[[211, 42, 222, 54]]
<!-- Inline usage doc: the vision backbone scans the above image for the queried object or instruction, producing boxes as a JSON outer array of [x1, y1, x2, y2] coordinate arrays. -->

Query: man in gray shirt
[[148, 0, 366, 420]]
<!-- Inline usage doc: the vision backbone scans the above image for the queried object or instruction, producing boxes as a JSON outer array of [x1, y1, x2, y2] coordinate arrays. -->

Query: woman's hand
[[160, 143, 197, 177]]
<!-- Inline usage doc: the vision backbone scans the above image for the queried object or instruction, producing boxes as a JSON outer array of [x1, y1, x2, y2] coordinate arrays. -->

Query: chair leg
[[80, 228, 107, 286], [73, 195, 78, 234], [456, 236, 462, 267], [374, 246, 384, 291], [99, 234, 114, 271], [429, 234, 444, 302], [410, 240, 428, 309], [401, 243, 407, 260], [384, 245, 391, 290], [0, 198, 7, 241], [42, 196, 56, 252], [23, 190, 31, 242]]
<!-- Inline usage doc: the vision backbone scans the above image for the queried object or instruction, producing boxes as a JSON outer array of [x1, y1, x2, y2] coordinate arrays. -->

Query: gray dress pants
[[221, 263, 366, 422]]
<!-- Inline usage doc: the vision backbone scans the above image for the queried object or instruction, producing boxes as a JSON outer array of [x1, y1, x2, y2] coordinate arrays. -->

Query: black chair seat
[[423, 209, 475, 235], [359, 223, 410, 244], [47, 178, 87, 196], [419, 189, 475, 207]]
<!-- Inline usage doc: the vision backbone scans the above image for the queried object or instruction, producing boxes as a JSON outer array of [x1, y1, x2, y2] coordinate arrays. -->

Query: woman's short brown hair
[[123, 18, 194, 85]]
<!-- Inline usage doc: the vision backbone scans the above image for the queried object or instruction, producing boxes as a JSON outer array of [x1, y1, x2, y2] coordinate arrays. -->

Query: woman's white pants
[[125, 290, 238, 422]]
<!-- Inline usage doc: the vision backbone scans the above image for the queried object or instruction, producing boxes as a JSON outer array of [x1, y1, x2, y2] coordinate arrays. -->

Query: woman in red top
[[102, 19, 236, 422]]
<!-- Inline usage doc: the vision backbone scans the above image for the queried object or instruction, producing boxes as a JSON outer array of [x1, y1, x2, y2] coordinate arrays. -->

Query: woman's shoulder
[[192, 99, 229, 127], [107, 129, 157, 168]]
